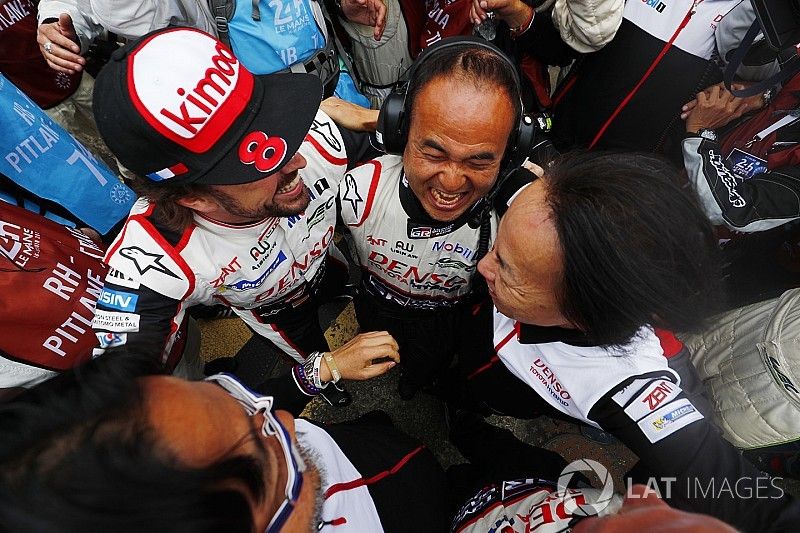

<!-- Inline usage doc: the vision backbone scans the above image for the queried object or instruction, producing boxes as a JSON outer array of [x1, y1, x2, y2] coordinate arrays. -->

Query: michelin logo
[[229, 251, 287, 291], [638, 398, 703, 443], [99, 288, 138, 312]]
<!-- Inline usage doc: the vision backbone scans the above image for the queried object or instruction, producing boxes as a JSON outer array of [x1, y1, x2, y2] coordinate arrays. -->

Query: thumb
[[58, 13, 74, 32]]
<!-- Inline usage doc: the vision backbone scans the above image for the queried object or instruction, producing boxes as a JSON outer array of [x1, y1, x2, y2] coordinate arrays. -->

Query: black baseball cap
[[93, 27, 322, 186]]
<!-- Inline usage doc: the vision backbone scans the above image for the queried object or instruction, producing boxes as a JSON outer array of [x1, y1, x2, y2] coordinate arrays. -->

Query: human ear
[[175, 194, 219, 214]]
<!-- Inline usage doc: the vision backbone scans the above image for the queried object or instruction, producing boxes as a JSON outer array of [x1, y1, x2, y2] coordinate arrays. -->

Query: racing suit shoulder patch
[[105, 218, 193, 301], [623, 378, 683, 422], [637, 397, 704, 443], [302, 110, 348, 170], [340, 158, 391, 227]]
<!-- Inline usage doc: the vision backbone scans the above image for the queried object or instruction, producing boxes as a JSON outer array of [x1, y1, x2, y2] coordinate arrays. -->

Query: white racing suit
[[339, 154, 500, 393], [456, 302, 800, 532], [92, 111, 373, 367]]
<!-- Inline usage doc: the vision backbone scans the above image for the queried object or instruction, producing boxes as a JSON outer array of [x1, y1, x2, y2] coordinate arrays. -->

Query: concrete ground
[[198, 301, 639, 491], [199, 300, 800, 499]]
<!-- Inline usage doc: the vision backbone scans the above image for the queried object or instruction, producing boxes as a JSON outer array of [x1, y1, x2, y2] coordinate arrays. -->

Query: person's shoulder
[[104, 199, 195, 300], [339, 155, 402, 226], [300, 109, 349, 172]]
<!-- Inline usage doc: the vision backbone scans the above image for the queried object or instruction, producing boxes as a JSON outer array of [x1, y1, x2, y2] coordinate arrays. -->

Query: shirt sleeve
[[682, 136, 800, 232], [589, 374, 800, 531], [551, 0, 624, 53], [92, 267, 185, 368], [37, 0, 104, 54]]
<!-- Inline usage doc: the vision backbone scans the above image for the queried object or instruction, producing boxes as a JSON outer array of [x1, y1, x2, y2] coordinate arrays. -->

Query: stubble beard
[[211, 172, 311, 221]]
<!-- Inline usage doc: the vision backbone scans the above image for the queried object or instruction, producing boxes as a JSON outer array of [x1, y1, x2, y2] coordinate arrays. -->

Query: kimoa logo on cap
[[160, 45, 239, 135], [129, 29, 254, 154]]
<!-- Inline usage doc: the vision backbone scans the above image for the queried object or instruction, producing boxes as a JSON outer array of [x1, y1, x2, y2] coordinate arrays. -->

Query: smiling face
[[477, 178, 573, 328], [141, 376, 322, 532], [182, 151, 311, 225], [402, 74, 515, 222]]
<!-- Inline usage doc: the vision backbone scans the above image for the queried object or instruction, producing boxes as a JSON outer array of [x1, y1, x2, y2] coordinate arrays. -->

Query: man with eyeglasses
[[0, 352, 762, 532], [0, 347, 450, 532]]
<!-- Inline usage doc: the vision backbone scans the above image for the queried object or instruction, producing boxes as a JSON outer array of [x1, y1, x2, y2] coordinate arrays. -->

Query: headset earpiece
[[376, 86, 407, 154], [375, 36, 537, 167], [506, 114, 536, 170]]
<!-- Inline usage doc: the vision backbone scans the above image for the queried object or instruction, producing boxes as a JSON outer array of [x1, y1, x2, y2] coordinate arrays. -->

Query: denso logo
[[131, 30, 252, 152], [530, 358, 571, 406]]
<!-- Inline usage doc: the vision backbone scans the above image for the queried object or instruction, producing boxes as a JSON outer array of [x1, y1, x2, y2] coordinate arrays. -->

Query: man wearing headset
[[337, 37, 550, 399]]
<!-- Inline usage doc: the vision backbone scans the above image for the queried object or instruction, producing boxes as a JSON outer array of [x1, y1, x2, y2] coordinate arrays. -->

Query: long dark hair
[[545, 151, 721, 346], [129, 177, 215, 233], [0, 352, 264, 533]]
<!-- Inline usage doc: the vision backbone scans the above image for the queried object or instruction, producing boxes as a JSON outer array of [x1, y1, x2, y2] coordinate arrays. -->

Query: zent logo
[[239, 131, 287, 173]]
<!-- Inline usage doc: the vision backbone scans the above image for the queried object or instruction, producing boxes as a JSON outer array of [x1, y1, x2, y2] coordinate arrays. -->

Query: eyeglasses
[[204, 373, 306, 533]]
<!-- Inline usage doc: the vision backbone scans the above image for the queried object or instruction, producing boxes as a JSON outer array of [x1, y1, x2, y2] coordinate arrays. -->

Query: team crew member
[[338, 37, 542, 398], [682, 79, 800, 234], [550, 0, 773, 152], [463, 152, 800, 531], [0, 352, 449, 532], [90, 29, 375, 403]]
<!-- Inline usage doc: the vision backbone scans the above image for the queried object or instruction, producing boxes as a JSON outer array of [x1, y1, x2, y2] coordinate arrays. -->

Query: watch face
[[699, 129, 717, 142]]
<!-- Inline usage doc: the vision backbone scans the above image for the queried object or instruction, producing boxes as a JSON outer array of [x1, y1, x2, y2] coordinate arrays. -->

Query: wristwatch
[[762, 88, 774, 107], [696, 128, 718, 142]]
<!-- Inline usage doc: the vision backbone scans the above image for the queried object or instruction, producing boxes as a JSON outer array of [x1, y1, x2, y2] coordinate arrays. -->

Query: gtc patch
[[96, 331, 127, 349], [624, 379, 681, 422], [638, 399, 703, 443]]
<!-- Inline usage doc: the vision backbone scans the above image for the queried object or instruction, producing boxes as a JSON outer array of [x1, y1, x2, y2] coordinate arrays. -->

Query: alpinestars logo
[[119, 246, 180, 279]]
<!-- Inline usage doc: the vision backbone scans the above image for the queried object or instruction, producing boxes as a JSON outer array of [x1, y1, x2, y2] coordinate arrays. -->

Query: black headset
[[376, 36, 536, 171]]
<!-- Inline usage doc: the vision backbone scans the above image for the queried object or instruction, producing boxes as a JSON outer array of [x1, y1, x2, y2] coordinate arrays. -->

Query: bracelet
[[323, 351, 342, 383], [308, 352, 324, 389], [509, 6, 535, 38], [292, 361, 322, 396]]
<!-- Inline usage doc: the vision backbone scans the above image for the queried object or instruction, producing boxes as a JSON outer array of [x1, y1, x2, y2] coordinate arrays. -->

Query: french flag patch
[[147, 163, 188, 181]]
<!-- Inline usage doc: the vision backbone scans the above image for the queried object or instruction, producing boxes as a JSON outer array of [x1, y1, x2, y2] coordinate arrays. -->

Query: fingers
[[680, 94, 699, 119], [471, 0, 488, 23], [37, 22, 84, 73], [522, 161, 545, 177], [360, 360, 397, 379], [58, 12, 79, 41], [372, 0, 386, 40]]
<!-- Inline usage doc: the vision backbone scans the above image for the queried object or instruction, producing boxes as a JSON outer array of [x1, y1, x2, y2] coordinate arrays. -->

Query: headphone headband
[[376, 36, 535, 170]]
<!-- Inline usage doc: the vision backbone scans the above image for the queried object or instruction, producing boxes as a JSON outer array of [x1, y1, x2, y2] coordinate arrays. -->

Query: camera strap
[[723, 20, 800, 98]]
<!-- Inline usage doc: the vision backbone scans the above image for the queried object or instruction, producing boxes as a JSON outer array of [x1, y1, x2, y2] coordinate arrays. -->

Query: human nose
[[273, 410, 297, 441], [436, 163, 468, 192], [281, 152, 307, 175], [478, 252, 494, 282]]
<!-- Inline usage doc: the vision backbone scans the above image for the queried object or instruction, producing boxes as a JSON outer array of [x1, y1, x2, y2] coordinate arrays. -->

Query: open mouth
[[430, 188, 468, 209], [274, 173, 303, 198]]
